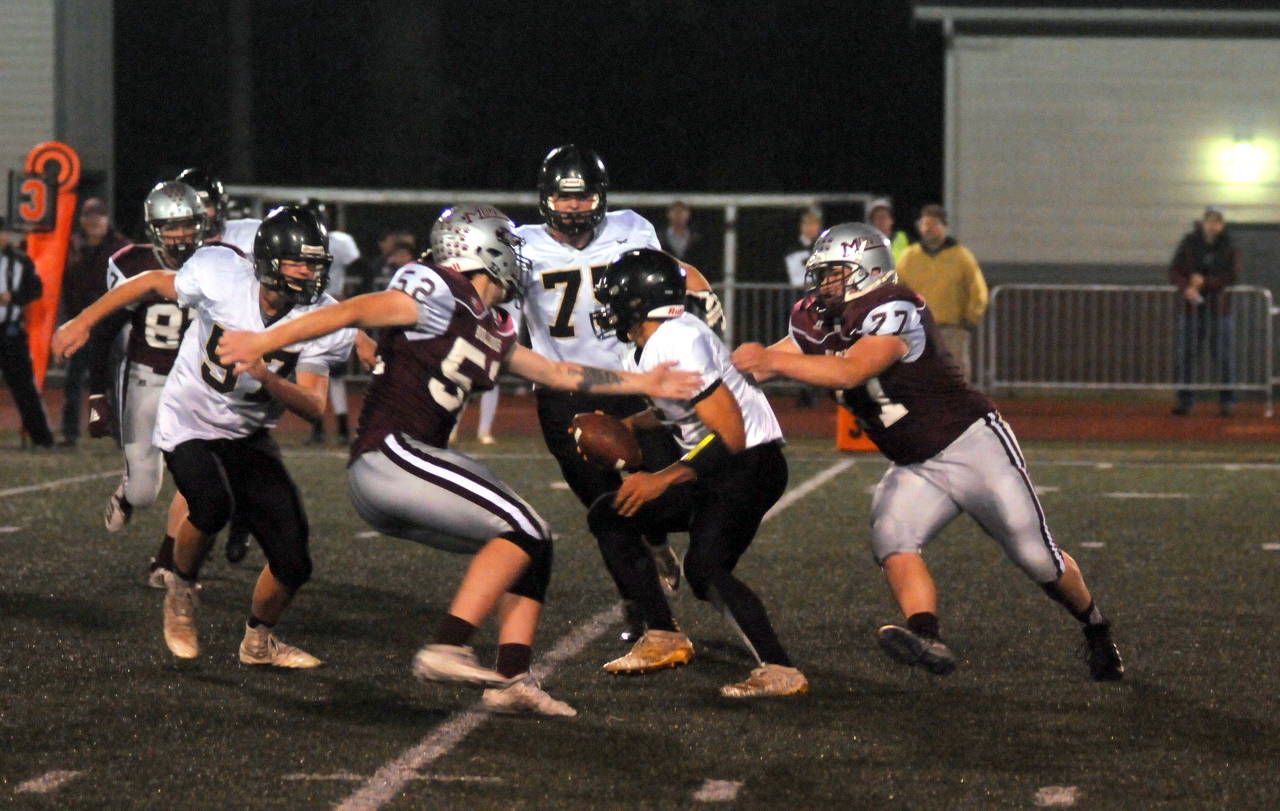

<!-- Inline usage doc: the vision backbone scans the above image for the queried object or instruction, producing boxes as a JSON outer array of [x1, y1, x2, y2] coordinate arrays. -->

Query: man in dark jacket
[[1169, 205, 1241, 417], [59, 198, 129, 446], [0, 219, 55, 448]]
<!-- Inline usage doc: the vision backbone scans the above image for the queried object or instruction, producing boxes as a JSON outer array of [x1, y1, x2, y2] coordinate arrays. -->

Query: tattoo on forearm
[[573, 366, 624, 392]]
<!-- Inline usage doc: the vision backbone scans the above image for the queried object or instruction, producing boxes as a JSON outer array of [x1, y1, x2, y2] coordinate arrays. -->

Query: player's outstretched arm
[[505, 344, 701, 400], [52, 271, 177, 359], [217, 289, 418, 370], [731, 335, 802, 383], [734, 334, 908, 390], [245, 366, 329, 421]]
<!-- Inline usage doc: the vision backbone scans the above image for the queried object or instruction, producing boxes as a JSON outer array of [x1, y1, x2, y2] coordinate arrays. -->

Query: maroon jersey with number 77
[[788, 283, 994, 465]]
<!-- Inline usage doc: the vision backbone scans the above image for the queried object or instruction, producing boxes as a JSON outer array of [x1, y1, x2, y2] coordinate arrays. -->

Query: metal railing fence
[[981, 284, 1274, 416]]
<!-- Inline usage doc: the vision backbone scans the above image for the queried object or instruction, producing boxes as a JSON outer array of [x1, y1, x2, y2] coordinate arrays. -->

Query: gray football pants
[[348, 433, 552, 554], [119, 362, 168, 510], [870, 412, 1065, 583]]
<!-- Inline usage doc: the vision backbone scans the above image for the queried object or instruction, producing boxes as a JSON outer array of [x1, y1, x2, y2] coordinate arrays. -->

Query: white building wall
[[0, 0, 56, 175], [951, 35, 1280, 265]]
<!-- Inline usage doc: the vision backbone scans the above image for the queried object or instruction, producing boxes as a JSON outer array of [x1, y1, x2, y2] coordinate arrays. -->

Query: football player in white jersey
[[515, 145, 724, 642], [175, 168, 263, 564], [583, 249, 809, 699], [54, 206, 355, 669], [215, 206, 702, 716]]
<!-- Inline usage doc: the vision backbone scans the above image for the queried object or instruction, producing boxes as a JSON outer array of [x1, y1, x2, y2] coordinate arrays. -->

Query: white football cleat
[[413, 644, 512, 687], [482, 674, 577, 717], [162, 570, 199, 659], [477, 433, 497, 446], [603, 629, 694, 674], [239, 624, 322, 668], [104, 483, 132, 533], [147, 560, 168, 589]]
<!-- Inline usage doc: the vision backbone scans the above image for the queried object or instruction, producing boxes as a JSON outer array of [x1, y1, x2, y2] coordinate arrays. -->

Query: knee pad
[[1007, 539, 1064, 584], [870, 516, 925, 565], [501, 530, 553, 602], [267, 550, 313, 592], [185, 489, 232, 537]]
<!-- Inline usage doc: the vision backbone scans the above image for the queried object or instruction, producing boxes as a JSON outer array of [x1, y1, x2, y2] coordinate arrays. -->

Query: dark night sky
[[115, 1, 943, 214]]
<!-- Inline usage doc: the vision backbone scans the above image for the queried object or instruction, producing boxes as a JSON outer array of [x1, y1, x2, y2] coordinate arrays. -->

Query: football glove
[[685, 289, 725, 338]]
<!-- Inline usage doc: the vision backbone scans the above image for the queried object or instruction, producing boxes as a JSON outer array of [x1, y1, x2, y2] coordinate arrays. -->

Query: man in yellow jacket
[[895, 204, 988, 382]]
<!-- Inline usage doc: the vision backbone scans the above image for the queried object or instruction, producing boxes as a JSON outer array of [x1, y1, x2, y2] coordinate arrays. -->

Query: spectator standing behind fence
[[895, 204, 988, 382], [784, 207, 823, 289], [0, 220, 55, 449], [1169, 205, 1240, 417], [867, 197, 911, 263], [59, 198, 129, 447], [660, 201, 714, 276]]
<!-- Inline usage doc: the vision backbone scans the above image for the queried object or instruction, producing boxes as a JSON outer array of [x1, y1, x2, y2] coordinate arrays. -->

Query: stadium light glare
[[1218, 137, 1272, 184]]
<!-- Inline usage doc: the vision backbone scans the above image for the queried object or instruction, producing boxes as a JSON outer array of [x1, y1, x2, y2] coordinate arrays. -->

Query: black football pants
[[589, 441, 793, 666], [163, 430, 312, 591]]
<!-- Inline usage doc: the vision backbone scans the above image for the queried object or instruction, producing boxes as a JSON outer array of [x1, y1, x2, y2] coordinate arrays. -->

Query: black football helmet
[[301, 197, 330, 228], [538, 144, 608, 236], [253, 205, 332, 305], [591, 249, 687, 342], [175, 168, 227, 237]]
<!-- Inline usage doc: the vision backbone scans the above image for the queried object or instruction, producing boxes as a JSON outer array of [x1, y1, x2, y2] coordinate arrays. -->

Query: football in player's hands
[[571, 412, 643, 472]]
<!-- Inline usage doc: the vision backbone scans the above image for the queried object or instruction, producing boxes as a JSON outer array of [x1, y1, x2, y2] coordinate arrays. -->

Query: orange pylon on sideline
[[836, 407, 879, 452]]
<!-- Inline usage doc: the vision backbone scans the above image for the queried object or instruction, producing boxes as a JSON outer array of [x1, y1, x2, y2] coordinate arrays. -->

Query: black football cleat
[[877, 624, 956, 676], [1081, 624, 1125, 681], [619, 600, 646, 644], [225, 526, 251, 564]]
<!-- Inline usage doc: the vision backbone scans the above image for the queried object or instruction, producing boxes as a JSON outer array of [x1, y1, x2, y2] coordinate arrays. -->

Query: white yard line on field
[[1034, 785, 1080, 806], [1103, 492, 1190, 500], [332, 458, 853, 811], [16, 770, 85, 794], [0, 470, 121, 499]]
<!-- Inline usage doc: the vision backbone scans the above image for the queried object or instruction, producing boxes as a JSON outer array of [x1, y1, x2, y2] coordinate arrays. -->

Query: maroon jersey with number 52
[[351, 262, 517, 460], [106, 244, 195, 374], [788, 283, 994, 464]]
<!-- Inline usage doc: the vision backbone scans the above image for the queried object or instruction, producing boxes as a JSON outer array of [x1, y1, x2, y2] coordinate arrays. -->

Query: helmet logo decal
[[300, 244, 326, 258], [558, 178, 587, 193]]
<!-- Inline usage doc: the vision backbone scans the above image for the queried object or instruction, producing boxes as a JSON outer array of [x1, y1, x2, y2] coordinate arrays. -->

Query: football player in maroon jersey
[[216, 206, 703, 715], [732, 222, 1123, 681]]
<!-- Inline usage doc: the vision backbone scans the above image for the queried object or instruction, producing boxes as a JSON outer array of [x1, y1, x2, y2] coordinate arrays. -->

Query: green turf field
[[2, 436, 1278, 809]]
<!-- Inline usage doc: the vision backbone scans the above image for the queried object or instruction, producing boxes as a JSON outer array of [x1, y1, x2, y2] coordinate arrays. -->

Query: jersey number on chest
[[428, 334, 500, 414], [201, 323, 299, 402], [540, 265, 606, 338], [142, 303, 191, 350]]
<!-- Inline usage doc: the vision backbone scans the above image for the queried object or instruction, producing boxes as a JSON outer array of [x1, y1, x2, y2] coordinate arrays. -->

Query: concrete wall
[[0, 0, 56, 175]]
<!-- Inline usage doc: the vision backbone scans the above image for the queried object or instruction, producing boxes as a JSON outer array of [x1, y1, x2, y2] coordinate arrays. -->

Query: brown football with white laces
[[571, 412, 643, 472]]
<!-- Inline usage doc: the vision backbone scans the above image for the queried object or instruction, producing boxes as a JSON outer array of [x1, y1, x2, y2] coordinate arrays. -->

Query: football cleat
[[104, 484, 132, 532], [1081, 623, 1125, 681], [719, 664, 810, 699], [876, 624, 956, 676], [603, 629, 694, 674], [225, 526, 251, 564], [478, 433, 496, 446], [412, 644, 512, 688], [239, 624, 322, 668], [162, 571, 200, 659], [651, 543, 681, 594], [482, 674, 577, 717]]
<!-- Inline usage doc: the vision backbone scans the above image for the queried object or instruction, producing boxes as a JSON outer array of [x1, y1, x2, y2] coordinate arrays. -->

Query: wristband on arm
[[678, 432, 735, 479]]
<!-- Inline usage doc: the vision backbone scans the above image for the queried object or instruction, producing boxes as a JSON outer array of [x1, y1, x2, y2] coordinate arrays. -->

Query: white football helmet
[[429, 206, 530, 303], [803, 221, 896, 313], [143, 181, 207, 269]]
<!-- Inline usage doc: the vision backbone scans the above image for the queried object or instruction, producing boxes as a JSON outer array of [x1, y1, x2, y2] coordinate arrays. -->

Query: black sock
[[336, 414, 348, 436], [433, 613, 476, 647], [907, 611, 941, 640], [154, 535, 176, 569], [1071, 600, 1107, 627], [247, 615, 273, 629], [495, 643, 531, 679]]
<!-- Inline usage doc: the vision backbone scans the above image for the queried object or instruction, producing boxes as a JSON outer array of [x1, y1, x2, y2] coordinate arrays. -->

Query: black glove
[[87, 394, 117, 439]]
